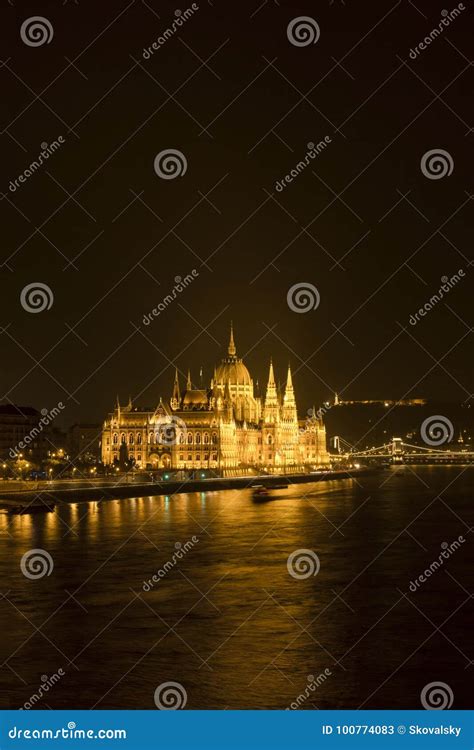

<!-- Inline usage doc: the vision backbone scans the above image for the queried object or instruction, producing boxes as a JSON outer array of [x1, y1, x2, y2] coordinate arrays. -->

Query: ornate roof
[[214, 324, 252, 387]]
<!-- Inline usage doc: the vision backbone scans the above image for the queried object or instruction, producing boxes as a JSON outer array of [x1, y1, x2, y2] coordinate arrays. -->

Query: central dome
[[214, 325, 252, 386], [215, 359, 252, 386]]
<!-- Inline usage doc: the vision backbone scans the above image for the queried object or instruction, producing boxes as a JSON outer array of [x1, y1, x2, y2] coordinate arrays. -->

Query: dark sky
[[1, 0, 472, 426]]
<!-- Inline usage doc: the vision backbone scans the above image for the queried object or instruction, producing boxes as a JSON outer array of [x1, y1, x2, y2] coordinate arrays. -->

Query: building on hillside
[[100, 325, 329, 474]]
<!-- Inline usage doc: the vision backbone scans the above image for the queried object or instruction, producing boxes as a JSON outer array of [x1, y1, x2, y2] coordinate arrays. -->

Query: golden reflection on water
[[0, 480, 365, 554]]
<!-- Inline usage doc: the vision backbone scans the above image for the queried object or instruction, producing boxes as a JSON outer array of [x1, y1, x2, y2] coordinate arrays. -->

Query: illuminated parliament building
[[101, 326, 329, 473]]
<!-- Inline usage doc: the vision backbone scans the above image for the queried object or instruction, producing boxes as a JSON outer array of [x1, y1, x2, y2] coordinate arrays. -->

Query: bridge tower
[[391, 437, 404, 464]]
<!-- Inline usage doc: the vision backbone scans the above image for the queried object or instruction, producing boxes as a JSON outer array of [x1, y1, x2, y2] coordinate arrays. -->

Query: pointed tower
[[186, 370, 192, 390], [171, 369, 180, 410], [263, 360, 279, 423], [228, 321, 236, 358], [282, 364, 297, 423]]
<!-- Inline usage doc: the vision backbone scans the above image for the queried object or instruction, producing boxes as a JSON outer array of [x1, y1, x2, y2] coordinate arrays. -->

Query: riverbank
[[0, 467, 376, 505]]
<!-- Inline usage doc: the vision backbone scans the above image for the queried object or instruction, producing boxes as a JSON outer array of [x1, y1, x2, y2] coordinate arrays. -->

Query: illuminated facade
[[101, 326, 329, 473]]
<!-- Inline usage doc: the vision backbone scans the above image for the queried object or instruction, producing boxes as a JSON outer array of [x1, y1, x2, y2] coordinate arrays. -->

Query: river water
[[0, 467, 472, 710]]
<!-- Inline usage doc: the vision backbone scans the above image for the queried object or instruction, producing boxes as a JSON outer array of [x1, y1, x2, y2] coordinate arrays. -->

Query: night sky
[[1, 0, 472, 427]]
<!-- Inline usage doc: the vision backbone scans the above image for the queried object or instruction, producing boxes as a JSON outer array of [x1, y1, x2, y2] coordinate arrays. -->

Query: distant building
[[334, 398, 427, 406], [0, 404, 50, 461], [101, 325, 329, 473], [68, 424, 102, 462]]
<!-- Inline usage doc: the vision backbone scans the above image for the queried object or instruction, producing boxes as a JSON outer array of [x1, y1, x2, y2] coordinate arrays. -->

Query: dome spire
[[228, 321, 236, 357]]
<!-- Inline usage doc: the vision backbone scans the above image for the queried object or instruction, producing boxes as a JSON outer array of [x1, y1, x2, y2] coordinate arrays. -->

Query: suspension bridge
[[332, 437, 474, 465]]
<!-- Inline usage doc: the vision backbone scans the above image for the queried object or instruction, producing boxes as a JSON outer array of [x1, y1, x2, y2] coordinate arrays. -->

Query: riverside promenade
[[0, 467, 376, 506]]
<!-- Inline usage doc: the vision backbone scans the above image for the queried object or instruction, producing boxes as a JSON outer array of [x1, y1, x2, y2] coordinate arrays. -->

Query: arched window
[[113, 433, 118, 445], [195, 433, 201, 444], [211, 432, 218, 444], [149, 431, 154, 444], [120, 433, 126, 444], [129, 433, 134, 444], [179, 432, 185, 444], [187, 433, 193, 444], [137, 433, 142, 444], [203, 432, 209, 444], [267, 434, 273, 445]]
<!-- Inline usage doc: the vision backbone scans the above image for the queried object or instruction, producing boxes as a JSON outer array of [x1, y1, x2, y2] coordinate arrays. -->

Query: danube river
[[0, 467, 472, 710]]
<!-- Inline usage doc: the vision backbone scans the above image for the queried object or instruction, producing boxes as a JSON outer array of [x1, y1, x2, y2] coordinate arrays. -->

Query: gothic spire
[[171, 368, 180, 407], [283, 364, 295, 405], [263, 359, 279, 422], [228, 321, 236, 357], [186, 369, 192, 390]]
